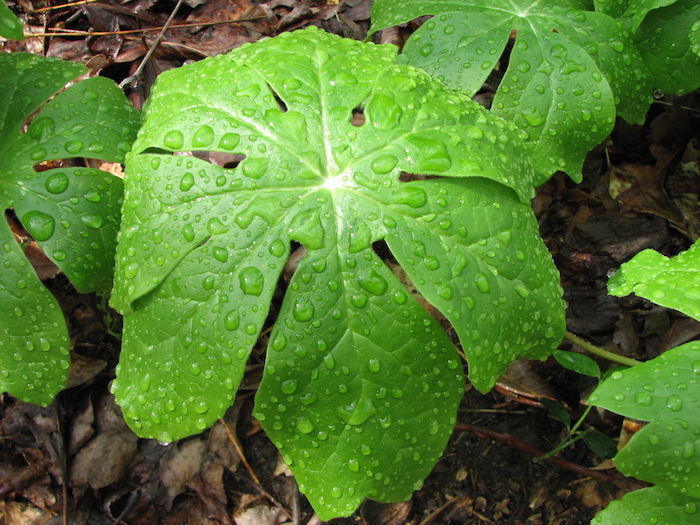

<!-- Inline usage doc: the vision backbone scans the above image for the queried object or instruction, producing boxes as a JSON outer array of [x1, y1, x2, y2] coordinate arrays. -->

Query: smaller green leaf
[[594, 0, 631, 18], [0, 2, 23, 40], [541, 398, 571, 428], [589, 341, 700, 497], [0, 218, 71, 405], [1, 53, 139, 406], [593, 486, 700, 525], [554, 349, 601, 378], [607, 240, 700, 322], [622, 0, 681, 32], [582, 429, 617, 459], [634, 0, 700, 94]]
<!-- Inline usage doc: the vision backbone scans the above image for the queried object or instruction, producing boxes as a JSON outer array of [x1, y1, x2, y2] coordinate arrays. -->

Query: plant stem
[[565, 331, 642, 367]]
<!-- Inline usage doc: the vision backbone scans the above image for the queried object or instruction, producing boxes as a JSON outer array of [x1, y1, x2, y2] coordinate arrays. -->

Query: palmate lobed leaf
[[589, 341, 700, 499], [369, 0, 655, 182], [0, 53, 139, 405], [111, 27, 564, 519], [608, 240, 700, 322]]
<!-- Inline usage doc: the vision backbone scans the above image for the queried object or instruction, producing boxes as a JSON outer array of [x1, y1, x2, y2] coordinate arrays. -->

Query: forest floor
[[2, 0, 700, 524]]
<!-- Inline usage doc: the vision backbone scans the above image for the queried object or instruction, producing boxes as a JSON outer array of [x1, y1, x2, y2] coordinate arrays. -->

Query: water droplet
[[271, 332, 287, 351], [368, 359, 381, 373], [139, 374, 152, 392], [182, 223, 195, 242], [634, 392, 652, 406], [242, 158, 269, 179], [293, 298, 314, 322], [348, 459, 360, 472], [65, 140, 83, 154], [281, 379, 298, 394], [164, 130, 185, 149], [239, 267, 264, 296], [358, 268, 388, 296], [82, 213, 103, 229], [522, 107, 546, 127], [666, 394, 683, 412], [269, 239, 286, 257], [213, 247, 228, 262], [29, 117, 55, 140], [219, 132, 240, 150], [371, 154, 398, 174], [475, 273, 490, 293], [323, 354, 335, 370], [224, 311, 240, 331], [419, 43, 434, 57], [45, 172, 69, 194], [192, 125, 215, 147], [296, 417, 315, 434], [22, 211, 55, 241], [394, 186, 427, 208], [180, 172, 195, 191], [207, 217, 228, 235]]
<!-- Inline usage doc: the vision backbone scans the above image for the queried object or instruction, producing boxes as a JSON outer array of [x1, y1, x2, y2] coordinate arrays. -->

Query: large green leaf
[[608, 240, 700, 322], [0, 53, 139, 405], [589, 341, 700, 497], [111, 27, 564, 519], [369, 0, 654, 182], [0, 2, 23, 40]]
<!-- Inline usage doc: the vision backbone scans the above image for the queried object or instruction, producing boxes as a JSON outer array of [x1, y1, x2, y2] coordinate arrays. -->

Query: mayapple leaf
[[111, 28, 564, 519], [633, 0, 700, 94], [0, 53, 139, 405], [0, 2, 23, 40], [593, 486, 700, 524], [608, 240, 700, 322], [589, 341, 700, 497], [369, 0, 654, 182]]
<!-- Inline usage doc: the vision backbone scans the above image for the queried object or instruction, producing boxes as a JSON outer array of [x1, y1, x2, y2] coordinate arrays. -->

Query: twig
[[33, 0, 100, 12], [565, 331, 642, 368], [23, 17, 265, 38], [456, 422, 646, 491], [119, 0, 184, 90], [218, 418, 293, 521], [417, 496, 496, 525]]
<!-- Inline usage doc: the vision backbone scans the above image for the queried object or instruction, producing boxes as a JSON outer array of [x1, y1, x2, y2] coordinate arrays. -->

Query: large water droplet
[[45, 172, 69, 194], [192, 125, 215, 147], [239, 267, 264, 296], [180, 172, 195, 191], [22, 211, 55, 241], [281, 379, 298, 394], [293, 298, 314, 322], [164, 130, 185, 149], [224, 311, 240, 331], [358, 268, 388, 296]]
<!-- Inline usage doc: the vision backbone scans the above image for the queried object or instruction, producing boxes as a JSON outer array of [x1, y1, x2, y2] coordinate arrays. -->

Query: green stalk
[[565, 331, 642, 367]]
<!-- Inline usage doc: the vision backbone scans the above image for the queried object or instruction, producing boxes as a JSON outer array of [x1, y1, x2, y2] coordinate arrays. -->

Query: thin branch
[[565, 331, 643, 368], [120, 0, 184, 89], [33, 0, 100, 12], [218, 418, 293, 521], [456, 422, 647, 491], [23, 17, 265, 38]]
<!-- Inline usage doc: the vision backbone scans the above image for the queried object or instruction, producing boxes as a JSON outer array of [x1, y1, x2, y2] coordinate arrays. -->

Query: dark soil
[[2, 1, 700, 524]]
